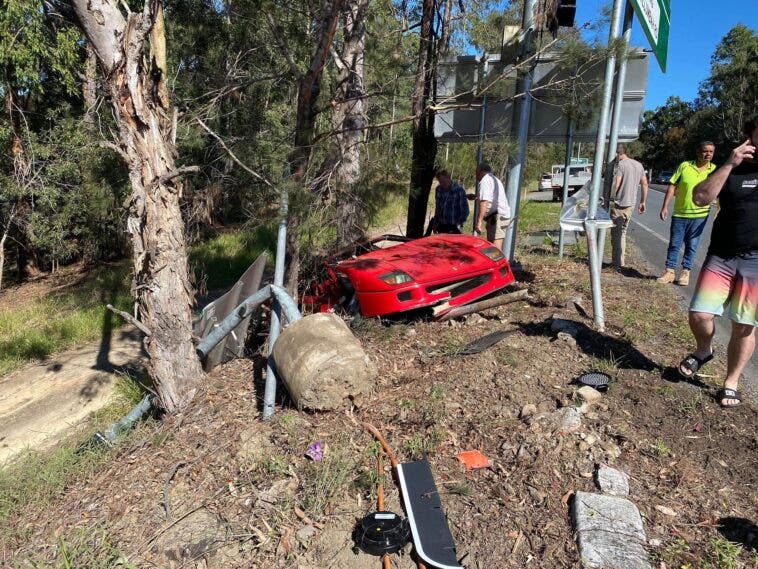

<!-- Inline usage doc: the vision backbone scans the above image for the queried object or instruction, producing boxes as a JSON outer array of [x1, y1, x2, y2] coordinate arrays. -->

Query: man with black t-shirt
[[677, 116, 758, 408]]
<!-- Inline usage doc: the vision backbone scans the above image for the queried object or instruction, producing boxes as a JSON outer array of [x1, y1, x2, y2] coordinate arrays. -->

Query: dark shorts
[[689, 252, 758, 327]]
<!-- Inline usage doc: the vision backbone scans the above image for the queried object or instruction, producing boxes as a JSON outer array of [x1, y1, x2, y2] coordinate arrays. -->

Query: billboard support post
[[503, 0, 537, 262], [585, 0, 625, 333], [558, 119, 574, 258], [473, 55, 489, 235]]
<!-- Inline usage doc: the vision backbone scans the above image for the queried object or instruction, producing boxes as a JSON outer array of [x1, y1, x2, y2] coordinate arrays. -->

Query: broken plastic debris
[[455, 450, 492, 470], [305, 441, 323, 461]]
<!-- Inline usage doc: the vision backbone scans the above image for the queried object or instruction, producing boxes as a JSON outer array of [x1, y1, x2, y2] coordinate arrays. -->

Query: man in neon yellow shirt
[[657, 142, 717, 285]]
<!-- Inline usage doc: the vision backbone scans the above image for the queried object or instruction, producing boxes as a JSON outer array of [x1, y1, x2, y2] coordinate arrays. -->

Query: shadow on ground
[[717, 517, 757, 552], [517, 317, 661, 371]]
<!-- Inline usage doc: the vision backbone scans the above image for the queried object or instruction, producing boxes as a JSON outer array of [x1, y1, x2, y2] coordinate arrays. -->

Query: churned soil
[[3, 245, 758, 568]]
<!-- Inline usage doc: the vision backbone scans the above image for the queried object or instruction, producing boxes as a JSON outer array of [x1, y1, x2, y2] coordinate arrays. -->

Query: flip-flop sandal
[[678, 353, 713, 378], [716, 388, 742, 408]]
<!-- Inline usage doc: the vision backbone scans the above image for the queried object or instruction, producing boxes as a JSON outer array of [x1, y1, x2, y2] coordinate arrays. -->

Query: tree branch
[[153, 165, 200, 189], [106, 303, 152, 336], [265, 12, 301, 78], [195, 118, 274, 188]]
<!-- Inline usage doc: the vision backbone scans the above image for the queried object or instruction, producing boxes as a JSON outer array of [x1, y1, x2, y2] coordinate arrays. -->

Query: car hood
[[336, 234, 494, 284]]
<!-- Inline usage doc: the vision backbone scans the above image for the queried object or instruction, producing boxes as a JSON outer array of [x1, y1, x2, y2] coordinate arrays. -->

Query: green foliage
[[640, 25, 758, 170], [639, 97, 696, 172], [300, 439, 358, 518], [698, 24, 758, 145], [54, 529, 137, 569], [0, 0, 80, 94]]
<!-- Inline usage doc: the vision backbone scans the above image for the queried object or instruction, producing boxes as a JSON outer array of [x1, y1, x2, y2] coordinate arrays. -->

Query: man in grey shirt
[[611, 144, 649, 268]]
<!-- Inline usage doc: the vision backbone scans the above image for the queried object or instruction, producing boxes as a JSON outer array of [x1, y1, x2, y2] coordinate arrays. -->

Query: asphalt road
[[627, 184, 757, 394]]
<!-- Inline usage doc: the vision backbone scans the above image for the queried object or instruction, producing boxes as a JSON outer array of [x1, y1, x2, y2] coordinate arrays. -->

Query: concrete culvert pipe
[[271, 313, 376, 410]]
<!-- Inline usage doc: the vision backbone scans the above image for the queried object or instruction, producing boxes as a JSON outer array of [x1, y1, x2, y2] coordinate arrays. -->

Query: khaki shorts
[[486, 214, 511, 241]]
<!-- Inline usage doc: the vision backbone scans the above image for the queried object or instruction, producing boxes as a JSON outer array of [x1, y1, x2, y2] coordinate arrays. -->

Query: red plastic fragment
[[456, 450, 493, 470]]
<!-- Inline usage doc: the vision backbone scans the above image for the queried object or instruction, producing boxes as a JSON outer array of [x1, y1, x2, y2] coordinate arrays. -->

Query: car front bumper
[[355, 262, 516, 317]]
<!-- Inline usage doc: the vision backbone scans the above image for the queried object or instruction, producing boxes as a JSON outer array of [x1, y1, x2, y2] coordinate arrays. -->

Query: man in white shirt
[[474, 162, 511, 251]]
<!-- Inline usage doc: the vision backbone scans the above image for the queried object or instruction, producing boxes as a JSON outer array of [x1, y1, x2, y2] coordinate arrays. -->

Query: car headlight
[[479, 246, 504, 261], [378, 270, 414, 285]]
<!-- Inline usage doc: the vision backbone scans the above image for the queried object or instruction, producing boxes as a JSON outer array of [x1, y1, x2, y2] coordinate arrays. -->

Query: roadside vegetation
[[3, 200, 757, 568], [0, 1, 755, 561]]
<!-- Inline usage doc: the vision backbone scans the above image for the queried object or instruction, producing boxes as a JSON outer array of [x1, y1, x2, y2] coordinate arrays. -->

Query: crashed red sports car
[[303, 233, 516, 318]]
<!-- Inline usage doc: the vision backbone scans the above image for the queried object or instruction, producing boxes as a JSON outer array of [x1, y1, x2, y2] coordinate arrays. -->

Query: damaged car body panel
[[303, 234, 516, 318]]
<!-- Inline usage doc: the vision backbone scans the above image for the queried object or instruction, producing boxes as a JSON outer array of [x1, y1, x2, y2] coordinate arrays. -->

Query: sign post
[[628, 0, 671, 72]]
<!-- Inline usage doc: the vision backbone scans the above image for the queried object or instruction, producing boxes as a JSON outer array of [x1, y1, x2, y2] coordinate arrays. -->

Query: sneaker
[[675, 269, 690, 286], [656, 268, 676, 284]]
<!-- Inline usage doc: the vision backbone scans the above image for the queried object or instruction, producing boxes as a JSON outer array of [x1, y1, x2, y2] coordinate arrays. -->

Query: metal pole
[[585, 0, 625, 332], [558, 119, 574, 258], [473, 55, 489, 235], [503, 0, 537, 261], [602, 2, 634, 207], [599, 2, 633, 267], [263, 186, 289, 420]]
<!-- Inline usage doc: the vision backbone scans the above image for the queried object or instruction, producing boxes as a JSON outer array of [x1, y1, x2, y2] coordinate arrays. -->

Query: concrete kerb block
[[573, 491, 651, 569]]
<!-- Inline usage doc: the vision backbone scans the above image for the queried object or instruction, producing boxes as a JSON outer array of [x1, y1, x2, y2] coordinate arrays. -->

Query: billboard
[[434, 50, 649, 144]]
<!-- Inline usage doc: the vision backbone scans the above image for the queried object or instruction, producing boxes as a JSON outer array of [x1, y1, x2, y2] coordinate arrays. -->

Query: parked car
[[656, 170, 674, 184], [538, 173, 553, 191], [302, 234, 516, 318]]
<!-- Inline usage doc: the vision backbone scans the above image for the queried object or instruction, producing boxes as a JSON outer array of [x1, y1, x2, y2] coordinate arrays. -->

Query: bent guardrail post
[[195, 284, 303, 361], [88, 394, 154, 448], [263, 185, 289, 421], [196, 285, 272, 359], [270, 284, 302, 322]]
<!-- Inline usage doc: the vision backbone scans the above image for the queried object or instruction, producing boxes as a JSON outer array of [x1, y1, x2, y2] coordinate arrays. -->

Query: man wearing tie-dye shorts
[[677, 116, 758, 408]]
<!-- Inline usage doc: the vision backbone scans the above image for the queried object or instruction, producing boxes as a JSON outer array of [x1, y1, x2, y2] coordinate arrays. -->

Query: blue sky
[[575, 0, 758, 111]]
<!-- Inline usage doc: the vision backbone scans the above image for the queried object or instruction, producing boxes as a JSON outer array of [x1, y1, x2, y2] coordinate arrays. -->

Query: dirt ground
[[3, 244, 758, 568], [0, 328, 144, 465]]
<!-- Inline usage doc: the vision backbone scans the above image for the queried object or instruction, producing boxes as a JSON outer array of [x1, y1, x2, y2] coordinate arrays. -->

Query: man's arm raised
[[693, 139, 755, 206]]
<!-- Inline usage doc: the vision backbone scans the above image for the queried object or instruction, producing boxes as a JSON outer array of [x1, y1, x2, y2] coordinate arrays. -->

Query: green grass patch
[[365, 179, 409, 233], [188, 226, 275, 291], [0, 266, 133, 378], [517, 200, 562, 234]]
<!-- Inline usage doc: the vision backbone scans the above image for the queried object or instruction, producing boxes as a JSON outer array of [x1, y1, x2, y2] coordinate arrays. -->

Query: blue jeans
[[665, 216, 708, 270]]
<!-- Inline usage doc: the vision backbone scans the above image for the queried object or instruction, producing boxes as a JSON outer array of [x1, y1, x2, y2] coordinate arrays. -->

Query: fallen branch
[[163, 460, 187, 522], [106, 303, 152, 336], [436, 288, 529, 320]]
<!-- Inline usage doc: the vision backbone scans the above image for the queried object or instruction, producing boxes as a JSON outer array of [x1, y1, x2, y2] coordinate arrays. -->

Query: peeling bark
[[73, 0, 203, 412]]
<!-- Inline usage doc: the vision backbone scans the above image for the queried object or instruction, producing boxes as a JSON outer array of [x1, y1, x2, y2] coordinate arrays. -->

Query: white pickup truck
[[551, 163, 593, 202]]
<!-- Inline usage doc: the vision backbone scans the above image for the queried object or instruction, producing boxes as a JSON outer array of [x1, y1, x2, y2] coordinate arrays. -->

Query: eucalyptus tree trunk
[[0, 206, 15, 291], [73, 0, 203, 412], [326, 0, 369, 248], [406, 0, 438, 239], [283, 0, 345, 292]]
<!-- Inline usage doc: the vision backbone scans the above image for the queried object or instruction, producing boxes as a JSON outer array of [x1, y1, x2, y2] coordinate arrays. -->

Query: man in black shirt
[[677, 116, 758, 407]]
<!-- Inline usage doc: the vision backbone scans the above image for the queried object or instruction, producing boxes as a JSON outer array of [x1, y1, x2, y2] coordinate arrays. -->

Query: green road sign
[[629, 0, 671, 72]]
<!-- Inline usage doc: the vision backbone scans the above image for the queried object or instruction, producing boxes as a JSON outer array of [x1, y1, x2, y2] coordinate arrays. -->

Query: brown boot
[[675, 269, 690, 286], [657, 268, 676, 284]]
